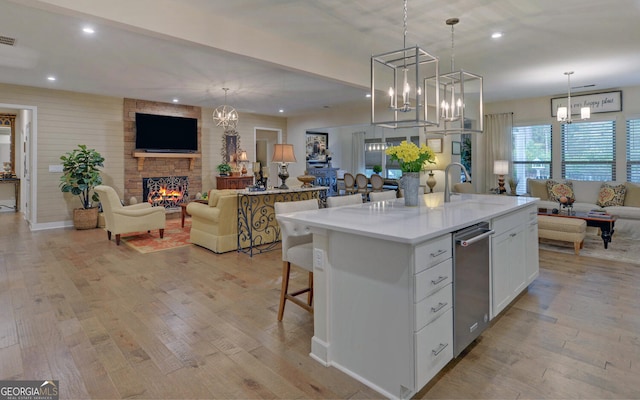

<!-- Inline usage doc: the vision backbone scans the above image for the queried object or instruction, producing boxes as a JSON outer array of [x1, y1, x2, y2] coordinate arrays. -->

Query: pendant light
[[371, 0, 439, 129], [557, 71, 590, 123]]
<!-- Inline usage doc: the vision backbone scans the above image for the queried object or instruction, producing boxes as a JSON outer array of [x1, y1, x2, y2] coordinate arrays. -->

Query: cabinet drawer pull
[[429, 249, 447, 258], [509, 232, 517, 237], [432, 343, 448, 356], [431, 302, 447, 313], [431, 276, 447, 285]]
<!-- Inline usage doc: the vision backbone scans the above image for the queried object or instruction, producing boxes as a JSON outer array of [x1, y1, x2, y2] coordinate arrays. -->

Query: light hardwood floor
[[1, 212, 639, 399]]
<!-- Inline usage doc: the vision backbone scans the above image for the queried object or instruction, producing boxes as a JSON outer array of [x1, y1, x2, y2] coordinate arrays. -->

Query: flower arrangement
[[385, 141, 435, 173]]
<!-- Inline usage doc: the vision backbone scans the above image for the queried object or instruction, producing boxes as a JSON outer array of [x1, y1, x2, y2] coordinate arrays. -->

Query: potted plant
[[372, 165, 382, 175], [217, 163, 232, 176], [59, 144, 105, 229]]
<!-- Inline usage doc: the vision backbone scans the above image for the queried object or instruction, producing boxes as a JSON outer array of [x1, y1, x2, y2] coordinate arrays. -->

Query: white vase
[[401, 172, 420, 207]]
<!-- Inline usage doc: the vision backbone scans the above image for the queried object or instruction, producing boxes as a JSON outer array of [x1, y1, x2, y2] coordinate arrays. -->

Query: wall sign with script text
[[551, 90, 622, 117]]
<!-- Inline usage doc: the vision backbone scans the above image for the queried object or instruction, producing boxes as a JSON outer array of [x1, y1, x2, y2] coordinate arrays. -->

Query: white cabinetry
[[413, 235, 453, 388], [490, 204, 538, 318]]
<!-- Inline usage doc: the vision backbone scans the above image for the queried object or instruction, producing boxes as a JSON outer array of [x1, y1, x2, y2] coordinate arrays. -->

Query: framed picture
[[306, 131, 328, 162], [427, 138, 443, 153], [451, 141, 461, 155], [222, 132, 239, 163]]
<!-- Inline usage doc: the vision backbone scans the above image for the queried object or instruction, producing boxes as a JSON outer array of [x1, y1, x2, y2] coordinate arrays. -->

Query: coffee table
[[537, 210, 616, 249]]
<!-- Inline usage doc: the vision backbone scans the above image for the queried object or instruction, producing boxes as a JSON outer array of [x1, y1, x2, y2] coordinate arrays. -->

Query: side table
[[180, 199, 208, 228]]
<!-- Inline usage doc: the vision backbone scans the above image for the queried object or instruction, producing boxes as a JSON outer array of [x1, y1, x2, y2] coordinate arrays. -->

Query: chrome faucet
[[444, 162, 471, 203]]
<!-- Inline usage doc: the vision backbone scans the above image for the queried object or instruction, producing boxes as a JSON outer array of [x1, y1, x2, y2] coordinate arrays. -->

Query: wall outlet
[[313, 248, 324, 268]]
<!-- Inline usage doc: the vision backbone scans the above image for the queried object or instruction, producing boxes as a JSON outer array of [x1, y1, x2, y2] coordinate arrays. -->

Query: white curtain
[[351, 131, 365, 173], [482, 113, 513, 192]]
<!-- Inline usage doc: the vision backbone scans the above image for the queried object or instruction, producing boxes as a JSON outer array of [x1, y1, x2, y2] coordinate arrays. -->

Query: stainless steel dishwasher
[[452, 222, 494, 357]]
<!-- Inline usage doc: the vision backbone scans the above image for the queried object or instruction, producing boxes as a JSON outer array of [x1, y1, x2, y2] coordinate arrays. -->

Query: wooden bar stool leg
[[278, 261, 291, 321]]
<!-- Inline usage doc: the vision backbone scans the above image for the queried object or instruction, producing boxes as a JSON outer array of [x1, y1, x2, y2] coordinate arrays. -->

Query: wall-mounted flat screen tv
[[135, 113, 198, 153]]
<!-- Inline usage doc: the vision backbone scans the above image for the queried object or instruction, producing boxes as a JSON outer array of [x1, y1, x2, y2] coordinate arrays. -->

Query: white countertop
[[278, 193, 538, 244]]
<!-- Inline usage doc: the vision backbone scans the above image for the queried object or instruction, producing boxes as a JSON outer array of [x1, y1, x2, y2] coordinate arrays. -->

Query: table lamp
[[272, 144, 296, 189], [425, 155, 445, 193], [493, 160, 509, 194], [237, 150, 249, 175]]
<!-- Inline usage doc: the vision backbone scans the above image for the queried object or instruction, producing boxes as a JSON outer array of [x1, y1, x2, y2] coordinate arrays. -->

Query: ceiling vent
[[0, 36, 16, 46]]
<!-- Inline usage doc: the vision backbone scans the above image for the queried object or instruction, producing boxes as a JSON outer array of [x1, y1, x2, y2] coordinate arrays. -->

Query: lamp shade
[[272, 144, 297, 163], [493, 160, 509, 175], [238, 151, 248, 162]]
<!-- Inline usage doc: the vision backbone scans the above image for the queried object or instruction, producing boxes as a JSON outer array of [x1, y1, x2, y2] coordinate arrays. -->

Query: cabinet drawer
[[415, 283, 452, 331], [414, 258, 452, 302], [415, 308, 453, 388], [492, 208, 528, 234], [415, 235, 452, 274]]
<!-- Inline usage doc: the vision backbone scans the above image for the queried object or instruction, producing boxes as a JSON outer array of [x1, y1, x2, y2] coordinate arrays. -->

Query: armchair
[[95, 185, 166, 245]]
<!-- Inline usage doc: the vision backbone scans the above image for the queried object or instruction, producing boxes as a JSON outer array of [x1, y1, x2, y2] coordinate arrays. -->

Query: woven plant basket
[[73, 207, 99, 230]]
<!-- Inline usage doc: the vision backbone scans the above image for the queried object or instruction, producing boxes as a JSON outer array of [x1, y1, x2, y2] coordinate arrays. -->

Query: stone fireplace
[[142, 176, 189, 210]]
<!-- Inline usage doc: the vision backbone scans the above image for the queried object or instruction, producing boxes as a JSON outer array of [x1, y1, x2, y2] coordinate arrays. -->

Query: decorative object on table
[[372, 165, 382, 174], [370, 0, 439, 129], [493, 160, 509, 194], [508, 176, 519, 195], [272, 143, 297, 189], [59, 144, 104, 229], [386, 140, 435, 206], [297, 174, 316, 188], [212, 88, 239, 129], [2, 162, 11, 178], [555, 71, 590, 123], [216, 163, 232, 176], [237, 150, 249, 175], [558, 196, 575, 215], [427, 17, 483, 135]]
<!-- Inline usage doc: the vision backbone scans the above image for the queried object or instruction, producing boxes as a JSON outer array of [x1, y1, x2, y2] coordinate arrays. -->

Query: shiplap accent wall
[[0, 83, 123, 225]]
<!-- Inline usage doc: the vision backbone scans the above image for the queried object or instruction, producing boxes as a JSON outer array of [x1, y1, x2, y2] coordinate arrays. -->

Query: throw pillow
[[528, 180, 549, 200], [546, 180, 574, 202], [597, 183, 626, 207], [624, 183, 640, 207]]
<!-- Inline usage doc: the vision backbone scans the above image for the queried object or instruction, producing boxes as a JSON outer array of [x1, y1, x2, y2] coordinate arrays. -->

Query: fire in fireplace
[[142, 176, 189, 210]]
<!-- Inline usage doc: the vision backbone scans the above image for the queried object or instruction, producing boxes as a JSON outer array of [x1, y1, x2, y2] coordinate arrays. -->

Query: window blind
[[511, 124, 552, 194], [561, 120, 616, 181], [627, 119, 640, 183]]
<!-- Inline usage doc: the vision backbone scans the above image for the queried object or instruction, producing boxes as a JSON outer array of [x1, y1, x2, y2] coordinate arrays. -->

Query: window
[[364, 138, 384, 176], [562, 121, 616, 181], [512, 125, 552, 194], [627, 119, 640, 183], [385, 135, 419, 179]]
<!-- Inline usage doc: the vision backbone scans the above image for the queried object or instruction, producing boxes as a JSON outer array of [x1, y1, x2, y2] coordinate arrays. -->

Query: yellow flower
[[385, 141, 435, 173]]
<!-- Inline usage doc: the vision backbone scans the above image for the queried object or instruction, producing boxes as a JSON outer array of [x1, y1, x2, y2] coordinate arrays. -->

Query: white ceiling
[[1, 0, 639, 117]]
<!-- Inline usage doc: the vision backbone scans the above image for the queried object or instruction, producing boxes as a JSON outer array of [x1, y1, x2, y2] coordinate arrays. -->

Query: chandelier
[[213, 88, 239, 130], [371, 0, 439, 129], [557, 71, 590, 123], [426, 18, 483, 135]]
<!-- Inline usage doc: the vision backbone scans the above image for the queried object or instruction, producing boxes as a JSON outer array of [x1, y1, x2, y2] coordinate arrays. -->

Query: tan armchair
[[187, 189, 243, 253], [95, 185, 166, 245]]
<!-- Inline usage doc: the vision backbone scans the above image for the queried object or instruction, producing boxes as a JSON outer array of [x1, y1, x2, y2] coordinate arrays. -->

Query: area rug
[[120, 218, 191, 253], [538, 230, 640, 265]]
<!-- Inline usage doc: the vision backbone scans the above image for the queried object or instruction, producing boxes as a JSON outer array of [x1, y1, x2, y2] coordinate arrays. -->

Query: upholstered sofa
[[527, 178, 640, 238], [187, 189, 246, 253]]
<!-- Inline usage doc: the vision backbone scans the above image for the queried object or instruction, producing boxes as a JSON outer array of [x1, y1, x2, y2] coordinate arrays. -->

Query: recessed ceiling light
[[366, 93, 371, 98], [47, 76, 56, 81], [172, 98, 179, 103], [82, 26, 95, 34], [491, 32, 503, 39], [278, 109, 284, 113]]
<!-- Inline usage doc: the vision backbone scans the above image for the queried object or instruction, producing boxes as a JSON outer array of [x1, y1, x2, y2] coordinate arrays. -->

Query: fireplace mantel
[[132, 152, 201, 171]]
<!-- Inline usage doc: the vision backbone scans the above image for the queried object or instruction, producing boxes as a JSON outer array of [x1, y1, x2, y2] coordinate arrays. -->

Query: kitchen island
[[277, 193, 539, 399]]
